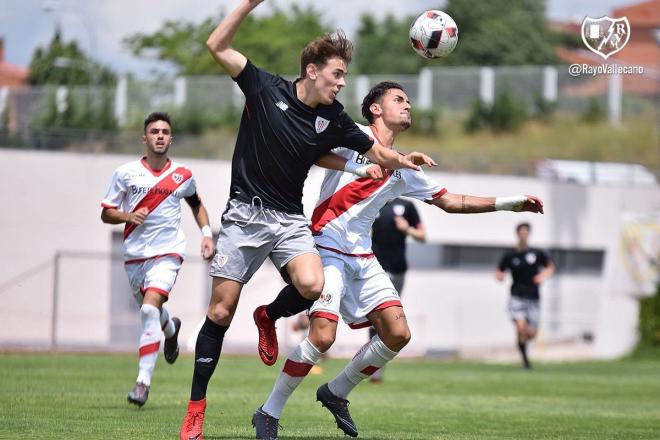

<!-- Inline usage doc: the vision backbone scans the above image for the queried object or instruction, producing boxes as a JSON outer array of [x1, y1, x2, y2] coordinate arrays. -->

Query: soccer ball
[[409, 10, 459, 59]]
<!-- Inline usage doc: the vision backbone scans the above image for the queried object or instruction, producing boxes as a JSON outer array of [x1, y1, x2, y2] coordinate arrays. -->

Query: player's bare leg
[[514, 319, 533, 369], [370, 306, 411, 352], [128, 290, 167, 407], [319, 306, 411, 437], [180, 278, 242, 440], [255, 253, 324, 365]]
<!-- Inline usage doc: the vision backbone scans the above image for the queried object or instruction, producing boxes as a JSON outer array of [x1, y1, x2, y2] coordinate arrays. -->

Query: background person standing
[[495, 222, 555, 369], [369, 197, 425, 382]]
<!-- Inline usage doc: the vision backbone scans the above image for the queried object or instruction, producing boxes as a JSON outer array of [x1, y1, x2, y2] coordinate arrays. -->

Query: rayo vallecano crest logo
[[171, 172, 184, 184], [315, 116, 330, 134], [581, 16, 630, 60]]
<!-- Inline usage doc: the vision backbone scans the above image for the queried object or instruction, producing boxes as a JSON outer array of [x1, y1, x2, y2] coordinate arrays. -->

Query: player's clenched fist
[[521, 195, 544, 214], [128, 207, 149, 225]]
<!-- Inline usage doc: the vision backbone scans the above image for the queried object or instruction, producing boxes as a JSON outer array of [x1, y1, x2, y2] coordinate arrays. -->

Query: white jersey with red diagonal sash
[[101, 158, 197, 262], [311, 124, 446, 256]]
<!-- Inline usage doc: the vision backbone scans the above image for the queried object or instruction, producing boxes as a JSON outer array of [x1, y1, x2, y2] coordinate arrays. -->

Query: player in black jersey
[[180, 1, 436, 438], [496, 222, 555, 369]]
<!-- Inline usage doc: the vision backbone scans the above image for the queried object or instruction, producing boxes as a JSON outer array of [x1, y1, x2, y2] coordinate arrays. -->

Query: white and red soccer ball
[[409, 10, 459, 59]]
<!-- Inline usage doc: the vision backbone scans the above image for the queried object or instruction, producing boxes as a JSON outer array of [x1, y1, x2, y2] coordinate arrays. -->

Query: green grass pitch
[[1, 353, 659, 439]]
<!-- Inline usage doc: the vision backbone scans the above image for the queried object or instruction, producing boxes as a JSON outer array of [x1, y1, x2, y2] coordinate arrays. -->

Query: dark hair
[[143, 112, 171, 133], [300, 29, 353, 78], [516, 222, 531, 233], [361, 81, 406, 124]]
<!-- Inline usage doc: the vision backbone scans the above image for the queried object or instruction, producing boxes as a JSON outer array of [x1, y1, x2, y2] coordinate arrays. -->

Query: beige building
[[1, 149, 657, 361]]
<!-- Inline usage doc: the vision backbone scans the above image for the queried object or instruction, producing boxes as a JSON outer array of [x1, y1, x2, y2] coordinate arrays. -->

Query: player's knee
[[296, 277, 324, 300], [314, 332, 336, 352], [389, 326, 411, 350], [207, 304, 234, 326], [309, 325, 336, 352]]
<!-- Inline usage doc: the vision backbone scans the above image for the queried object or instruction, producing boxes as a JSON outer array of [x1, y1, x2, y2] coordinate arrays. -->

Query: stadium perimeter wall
[[1, 149, 657, 360]]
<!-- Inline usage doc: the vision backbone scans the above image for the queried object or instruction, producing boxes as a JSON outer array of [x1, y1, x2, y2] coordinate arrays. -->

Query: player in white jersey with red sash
[[252, 82, 545, 439], [101, 112, 215, 407]]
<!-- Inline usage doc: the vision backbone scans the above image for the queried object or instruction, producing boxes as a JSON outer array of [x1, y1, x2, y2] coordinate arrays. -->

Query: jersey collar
[[140, 157, 172, 177]]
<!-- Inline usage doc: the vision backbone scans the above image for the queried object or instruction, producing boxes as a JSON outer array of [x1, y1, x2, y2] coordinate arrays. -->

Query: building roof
[[614, 0, 660, 27], [0, 38, 29, 87]]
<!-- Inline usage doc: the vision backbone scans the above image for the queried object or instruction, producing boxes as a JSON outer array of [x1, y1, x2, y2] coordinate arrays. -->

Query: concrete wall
[[1, 149, 657, 359]]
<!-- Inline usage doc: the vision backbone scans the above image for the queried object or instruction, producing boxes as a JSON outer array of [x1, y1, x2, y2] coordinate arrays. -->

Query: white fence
[[2, 65, 656, 135]]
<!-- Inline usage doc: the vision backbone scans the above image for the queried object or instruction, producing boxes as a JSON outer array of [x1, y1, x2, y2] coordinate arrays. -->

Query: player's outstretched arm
[[315, 153, 383, 179], [101, 207, 148, 225], [185, 196, 215, 260], [206, 0, 264, 77], [431, 192, 544, 214], [364, 143, 436, 172]]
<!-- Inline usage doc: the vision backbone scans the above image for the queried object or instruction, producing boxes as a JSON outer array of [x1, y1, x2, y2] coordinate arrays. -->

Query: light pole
[[42, 0, 98, 56], [42, 0, 62, 36]]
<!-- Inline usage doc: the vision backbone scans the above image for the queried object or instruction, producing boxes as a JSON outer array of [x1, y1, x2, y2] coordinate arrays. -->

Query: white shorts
[[124, 254, 182, 304], [309, 248, 401, 328]]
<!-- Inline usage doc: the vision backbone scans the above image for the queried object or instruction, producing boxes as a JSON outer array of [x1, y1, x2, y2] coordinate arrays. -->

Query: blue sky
[[1, 0, 639, 77]]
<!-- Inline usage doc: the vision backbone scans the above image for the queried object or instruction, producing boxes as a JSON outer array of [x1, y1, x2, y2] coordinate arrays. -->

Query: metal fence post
[[174, 77, 187, 108], [480, 67, 495, 105], [608, 72, 622, 126], [417, 68, 433, 111], [50, 252, 60, 350], [355, 75, 370, 110], [543, 66, 558, 102], [114, 75, 127, 127]]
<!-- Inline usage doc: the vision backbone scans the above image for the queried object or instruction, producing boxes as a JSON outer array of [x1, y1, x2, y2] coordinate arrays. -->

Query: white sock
[[262, 338, 322, 419], [328, 335, 397, 399], [160, 307, 176, 338], [136, 304, 161, 386]]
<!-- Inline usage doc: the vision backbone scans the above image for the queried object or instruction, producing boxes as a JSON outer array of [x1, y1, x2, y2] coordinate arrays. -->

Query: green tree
[[354, 14, 430, 74], [354, 0, 560, 72], [123, 5, 328, 76], [443, 0, 557, 66], [28, 30, 118, 134], [28, 29, 116, 86]]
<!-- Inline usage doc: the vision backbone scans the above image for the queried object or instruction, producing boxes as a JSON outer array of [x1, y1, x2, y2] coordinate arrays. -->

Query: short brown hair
[[299, 29, 353, 78], [143, 112, 171, 133], [361, 81, 406, 123]]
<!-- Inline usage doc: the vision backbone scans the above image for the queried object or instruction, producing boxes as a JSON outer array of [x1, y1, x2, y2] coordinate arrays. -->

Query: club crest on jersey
[[526, 252, 537, 265], [319, 292, 333, 304], [214, 254, 229, 268], [171, 173, 184, 184], [315, 116, 330, 134]]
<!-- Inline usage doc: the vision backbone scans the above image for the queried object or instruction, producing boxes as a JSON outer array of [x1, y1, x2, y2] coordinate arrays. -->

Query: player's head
[[142, 112, 172, 156], [299, 30, 353, 105], [361, 81, 412, 132], [516, 222, 531, 243]]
